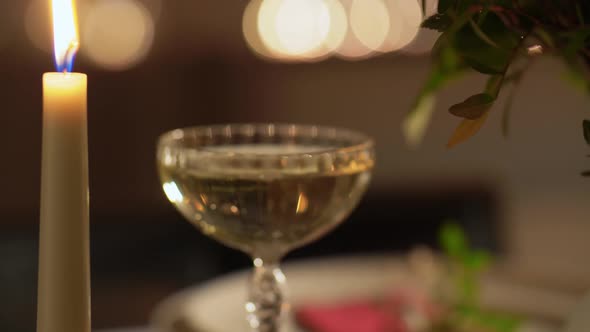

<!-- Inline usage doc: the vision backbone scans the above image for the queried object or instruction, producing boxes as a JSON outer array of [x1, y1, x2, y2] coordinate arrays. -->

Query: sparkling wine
[[159, 144, 372, 257]]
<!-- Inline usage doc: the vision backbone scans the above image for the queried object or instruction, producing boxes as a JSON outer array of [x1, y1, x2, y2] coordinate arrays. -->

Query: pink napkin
[[295, 287, 443, 332], [295, 300, 408, 332]]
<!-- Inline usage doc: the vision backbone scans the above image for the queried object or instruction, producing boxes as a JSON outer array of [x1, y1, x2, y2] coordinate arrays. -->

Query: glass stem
[[246, 258, 288, 332]]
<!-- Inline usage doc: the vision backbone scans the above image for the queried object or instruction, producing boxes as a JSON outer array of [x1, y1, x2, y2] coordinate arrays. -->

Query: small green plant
[[404, 1, 590, 154], [436, 222, 522, 332]]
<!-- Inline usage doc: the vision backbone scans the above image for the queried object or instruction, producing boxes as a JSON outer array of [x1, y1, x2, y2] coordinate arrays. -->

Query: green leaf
[[563, 68, 588, 92], [422, 13, 452, 32], [403, 45, 464, 148], [432, 32, 450, 56], [452, 13, 521, 75], [469, 18, 499, 48], [449, 93, 495, 119], [438, 223, 523, 332], [447, 113, 489, 148], [459, 275, 478, 304], [464, 250, 492, 272], [430, 11, 476, 58], [486, 74, 505, 97], [563, 28, 590, 58], [532, 27, 555, 49], [439, 222, 468, 258], [403, 93, 436, 148], [560, 45, 590, 94], [583, 120, 590, 145], [456, 305, 522, 332], [447, 74, 505, 123], [431, 34, 464, 72]]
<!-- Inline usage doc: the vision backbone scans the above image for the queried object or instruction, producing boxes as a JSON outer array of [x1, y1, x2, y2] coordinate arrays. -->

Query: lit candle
[[37, 1, 90, 332]]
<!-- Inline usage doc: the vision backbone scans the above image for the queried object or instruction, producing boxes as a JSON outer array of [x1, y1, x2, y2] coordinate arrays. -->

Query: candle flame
[[51, 0, 79, 72]]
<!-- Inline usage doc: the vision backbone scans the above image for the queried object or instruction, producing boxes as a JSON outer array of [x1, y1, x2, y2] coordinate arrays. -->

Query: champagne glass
[[157, 124, 375, 332]]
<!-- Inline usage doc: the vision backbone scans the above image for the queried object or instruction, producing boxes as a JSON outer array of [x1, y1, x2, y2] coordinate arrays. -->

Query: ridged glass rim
[[157, 123, 375, 158]]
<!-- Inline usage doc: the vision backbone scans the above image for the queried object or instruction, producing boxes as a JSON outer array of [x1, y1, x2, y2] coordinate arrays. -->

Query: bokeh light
[[377, 0, 404, 53], [275, 0, 330, 55], [322, 0, 348, 53], [349, 0, 390, 51], [388, 0, 423, 51], [243, 0, 276, 60], [332, 0, 374, 60], [81, 0, 154, 71], [257, 0, 290, 59], [243, 0, 267, 58], [246, 0, 349, 62], [142, 0, 163, 21], [243, 0, 431, 62], [256, 0, 338, 61], [297, 0, 348, 62], [400, 0, 439, 55]]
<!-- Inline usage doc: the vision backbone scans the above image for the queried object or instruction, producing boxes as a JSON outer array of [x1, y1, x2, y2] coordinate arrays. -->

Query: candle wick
[[57, 41, 80, 73]]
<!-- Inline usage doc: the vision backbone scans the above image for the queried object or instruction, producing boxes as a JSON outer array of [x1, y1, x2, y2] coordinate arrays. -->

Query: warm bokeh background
[[0, 0, 589, 330]]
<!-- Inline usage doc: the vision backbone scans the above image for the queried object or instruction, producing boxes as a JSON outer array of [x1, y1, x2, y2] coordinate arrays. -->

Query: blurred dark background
[[0, 0, 589, 330]]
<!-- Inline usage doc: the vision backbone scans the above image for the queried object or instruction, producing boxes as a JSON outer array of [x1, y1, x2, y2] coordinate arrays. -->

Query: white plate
[[150, 254, 576, 332]]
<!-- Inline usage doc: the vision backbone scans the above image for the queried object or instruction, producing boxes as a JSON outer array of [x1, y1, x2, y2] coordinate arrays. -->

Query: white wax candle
[[37, 72, 90, 332]]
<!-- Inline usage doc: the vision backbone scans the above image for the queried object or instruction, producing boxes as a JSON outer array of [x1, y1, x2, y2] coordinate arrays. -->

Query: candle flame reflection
[[51, 0, 79, 72], [163, 182, 184, 204]]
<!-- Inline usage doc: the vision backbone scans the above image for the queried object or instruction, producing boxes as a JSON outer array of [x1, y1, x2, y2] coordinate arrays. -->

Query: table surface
[[99, 328, 150, 332]]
